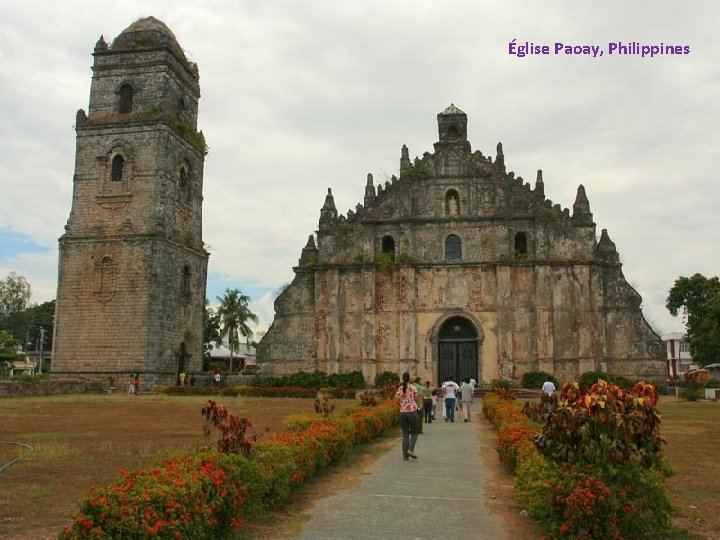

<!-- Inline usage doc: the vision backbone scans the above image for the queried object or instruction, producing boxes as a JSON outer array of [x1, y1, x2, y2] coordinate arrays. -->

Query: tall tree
[[202, 300, 221, 363], [0, 272, 32, 321], [216, 288, 258, 374], [666, 273, 720, 366], [2, 300, 55, 350]]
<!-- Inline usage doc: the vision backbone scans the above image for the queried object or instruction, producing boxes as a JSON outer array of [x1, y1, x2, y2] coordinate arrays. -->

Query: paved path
[[296, 411, 512, 539]]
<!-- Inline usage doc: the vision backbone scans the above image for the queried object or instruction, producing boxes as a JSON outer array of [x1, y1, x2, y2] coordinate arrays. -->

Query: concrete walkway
[[296, 411, 512, 539]]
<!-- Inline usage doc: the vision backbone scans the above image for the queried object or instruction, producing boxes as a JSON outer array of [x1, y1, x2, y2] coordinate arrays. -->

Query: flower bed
[[483, 380, 675, 539], [61, 400, 398, 538]]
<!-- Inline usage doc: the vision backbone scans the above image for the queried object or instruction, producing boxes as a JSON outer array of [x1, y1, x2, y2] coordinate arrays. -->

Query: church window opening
[[94, 255, 116, 302], [446, 125, 460, 141], [445, 189, 460, 216], [118, 84, 133, 114], [181, 265, 191, 297], [514, 232, 528, 257], [179, 164, 191, 202], [381, 235, 395, 260], [445, 234, 462, 261], [111, 155, 125, 182]]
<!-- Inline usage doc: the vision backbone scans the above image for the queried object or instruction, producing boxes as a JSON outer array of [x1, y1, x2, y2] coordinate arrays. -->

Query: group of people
[[127, 373, 140, 394], [394, 373, 477, 460]]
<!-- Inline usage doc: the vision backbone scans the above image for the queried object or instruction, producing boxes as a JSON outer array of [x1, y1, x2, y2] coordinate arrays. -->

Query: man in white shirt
[[441, 377, 460, 422], [459, 378, 474, 422], [542, 379, 556, 395], [541, 379, 556, 414]]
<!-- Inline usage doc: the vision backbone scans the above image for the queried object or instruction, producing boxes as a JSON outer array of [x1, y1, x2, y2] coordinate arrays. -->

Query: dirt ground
[[0, 394, 318, 539]]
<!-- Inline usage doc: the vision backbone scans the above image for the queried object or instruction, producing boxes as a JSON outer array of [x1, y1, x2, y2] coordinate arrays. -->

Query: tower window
[[445, 234, 462, 261], [381, 235, 395, 260], [515, 232, 528, 257], [179, 163, 191, 202], [118, 84, 133, 114], [111, 155, 125, 182], [181, 265, 191, 297], [445, 189, 460, 216]]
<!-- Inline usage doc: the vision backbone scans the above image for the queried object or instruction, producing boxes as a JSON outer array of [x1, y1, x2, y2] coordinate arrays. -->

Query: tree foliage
[[203, 300, 221, 361], [666, 273, 720, 366], [1, 300, 55, 350], [216, 288, 258, 374], [0, 329, 20, 360], [0, 272, 32, 321]]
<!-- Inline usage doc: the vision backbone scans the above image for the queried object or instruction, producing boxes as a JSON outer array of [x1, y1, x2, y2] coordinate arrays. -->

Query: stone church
[[52, 18, 208, 386], [257, 105, 666, 384]]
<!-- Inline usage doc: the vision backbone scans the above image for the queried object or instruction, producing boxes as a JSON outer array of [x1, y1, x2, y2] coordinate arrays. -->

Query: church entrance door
[[438, 316, 478, 383]]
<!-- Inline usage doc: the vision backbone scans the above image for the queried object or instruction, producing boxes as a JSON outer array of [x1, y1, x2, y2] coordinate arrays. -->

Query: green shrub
[[578, 370, 634, 390], [679, 386, 701, 401], [521, 371, 557, 389], [253, 369, 366, 390], [374, 370, 399, 387]]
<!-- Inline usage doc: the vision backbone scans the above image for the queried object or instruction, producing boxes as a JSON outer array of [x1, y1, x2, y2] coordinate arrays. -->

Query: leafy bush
[[534, 380, 666, 467], [254, 370, 366, 390], [485, 381, 676, 539], [374, 370, 399, 387], [521, 371, 557, 390], [679, 386, 702, 401], [578, 371, 634, 390]]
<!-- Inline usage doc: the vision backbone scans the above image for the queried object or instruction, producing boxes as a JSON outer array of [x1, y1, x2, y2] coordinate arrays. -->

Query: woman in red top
[[395, 372, 419, 460]]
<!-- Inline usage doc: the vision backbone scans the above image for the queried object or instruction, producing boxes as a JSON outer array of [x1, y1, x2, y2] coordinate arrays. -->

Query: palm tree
[[216, 288, 258, 374]]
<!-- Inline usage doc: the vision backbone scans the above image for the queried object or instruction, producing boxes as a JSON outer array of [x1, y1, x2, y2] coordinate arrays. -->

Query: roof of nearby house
[[208, 342, 256, 359], [661, 332, 686, 341]]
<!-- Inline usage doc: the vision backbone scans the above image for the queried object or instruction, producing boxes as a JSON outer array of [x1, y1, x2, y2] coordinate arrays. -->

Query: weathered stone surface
[[258, 105, 665, 383], [51, 17, 208, 388]]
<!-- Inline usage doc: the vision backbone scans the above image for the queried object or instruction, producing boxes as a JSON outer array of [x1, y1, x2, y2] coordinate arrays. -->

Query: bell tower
[[52, 17, 208, 386]]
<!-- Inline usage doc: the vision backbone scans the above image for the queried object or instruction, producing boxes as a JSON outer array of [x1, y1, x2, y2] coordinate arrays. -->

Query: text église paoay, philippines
[[508, 40, 691, 58]]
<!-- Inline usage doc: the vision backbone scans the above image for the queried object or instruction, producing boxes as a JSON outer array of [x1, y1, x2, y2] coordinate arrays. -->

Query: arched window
[[179, 162, 191, 202], [118, 84, 133, 114], [515, 232, 528, 257], [181, 265, 191, 297], [111, 155, 124, 182], [445, 189, 460, 216], [94, 255, 116, 302], [445, 234, 462, 261], [381, 235, 395, 260]]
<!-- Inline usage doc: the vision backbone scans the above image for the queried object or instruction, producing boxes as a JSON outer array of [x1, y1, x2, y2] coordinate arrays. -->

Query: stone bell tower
[[52, 17, 208, 387]]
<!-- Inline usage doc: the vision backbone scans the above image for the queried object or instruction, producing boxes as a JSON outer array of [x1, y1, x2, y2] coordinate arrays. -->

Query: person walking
[[441, 377, 459, 422], [422, 381, 434, 424], [395, 372, 420, 460], [459, 377, 474, 422], [413, 377, 425, 434], [541, 378, 556, 414]]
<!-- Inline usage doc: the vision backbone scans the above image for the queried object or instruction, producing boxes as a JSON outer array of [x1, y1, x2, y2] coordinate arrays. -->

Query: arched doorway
[[438, 316, 478, 383], [176, 342, 187, 385]]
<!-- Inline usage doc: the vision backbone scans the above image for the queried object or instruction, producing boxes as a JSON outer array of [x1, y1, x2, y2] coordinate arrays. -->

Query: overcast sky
[[1, 1, 718, 337]]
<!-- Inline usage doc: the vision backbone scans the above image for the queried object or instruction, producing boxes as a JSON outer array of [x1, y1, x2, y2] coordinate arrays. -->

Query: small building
[[662, 332, 698, 379], [703, 363, 720, 380], [207, 342, 257, 374]]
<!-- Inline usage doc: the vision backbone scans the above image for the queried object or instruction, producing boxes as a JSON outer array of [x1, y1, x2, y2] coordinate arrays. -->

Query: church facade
[[257, 105, 665, 384], [51, 18, 208, 386]]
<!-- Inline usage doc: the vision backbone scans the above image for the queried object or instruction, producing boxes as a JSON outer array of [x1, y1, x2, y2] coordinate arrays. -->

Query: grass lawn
[[660, 395, 720, 540]]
